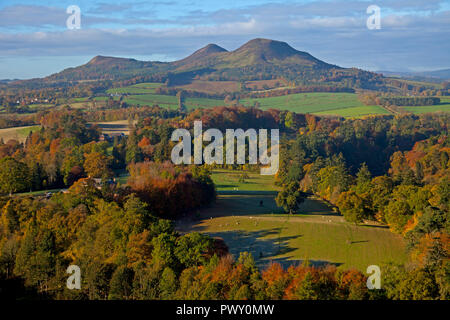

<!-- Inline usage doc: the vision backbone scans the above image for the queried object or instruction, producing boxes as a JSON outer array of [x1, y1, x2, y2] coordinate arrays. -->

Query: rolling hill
[[6, 38, 393, 92]]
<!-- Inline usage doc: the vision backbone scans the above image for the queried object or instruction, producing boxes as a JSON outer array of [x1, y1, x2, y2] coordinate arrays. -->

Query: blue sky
[[0, 0, 449, 79]]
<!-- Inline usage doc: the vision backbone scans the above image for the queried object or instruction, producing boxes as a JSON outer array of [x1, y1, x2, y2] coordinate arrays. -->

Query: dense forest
[[0, 106, 448, 300]]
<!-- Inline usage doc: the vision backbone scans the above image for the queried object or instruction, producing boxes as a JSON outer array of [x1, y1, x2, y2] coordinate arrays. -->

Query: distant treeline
[[155, 85, 355, 101], [358, 93, 442, 107], [379, 96, 440, 106], [241, 85, 355, 99]]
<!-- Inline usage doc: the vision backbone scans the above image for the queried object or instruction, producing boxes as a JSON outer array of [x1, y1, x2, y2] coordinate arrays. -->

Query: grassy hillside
[[399, 96, 450, 114], [212, 170, 280, 192], [177, 170, 408, 271], [315, 105, 391, 117], [0, 125, 40, 143], [241, 92, 389, 116]]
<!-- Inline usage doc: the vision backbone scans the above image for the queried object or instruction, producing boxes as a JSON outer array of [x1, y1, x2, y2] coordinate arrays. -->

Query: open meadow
[[176, 170, 407, 271], [73, 81, 450, 118], [0, 125, 40, 143]]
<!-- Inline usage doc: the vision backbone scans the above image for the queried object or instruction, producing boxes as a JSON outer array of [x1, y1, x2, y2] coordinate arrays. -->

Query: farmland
[[398, 96, 450, 114], [0, 125, 40, 143], [93, 120, 131, 135], [79, 81, 450, 117], [211, 169, 279, 192]]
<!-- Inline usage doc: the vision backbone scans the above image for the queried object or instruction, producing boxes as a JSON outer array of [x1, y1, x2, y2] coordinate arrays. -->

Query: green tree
[[355, 163, 371, 194], [295, 272, 318, 299], [0, 157, 31, 195], [108, 265, 134, 300], [337, 190, 366, 224], [126, 131, 142, 164], [83, 152, 112, 179], [276, 182, 305, 214], [175, 232, 213, 267], [159, 267, 177, 299]]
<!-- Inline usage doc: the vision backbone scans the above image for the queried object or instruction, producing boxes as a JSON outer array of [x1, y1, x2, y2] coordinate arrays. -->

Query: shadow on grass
[[215, 184, 239, 189], [358, 224, 390, 229], [201, 228, 339, 269], [205, 228, 296, 266], [264, 257, 343, 270], [217, 190, 278, 195], [349, 240, 369, 244]]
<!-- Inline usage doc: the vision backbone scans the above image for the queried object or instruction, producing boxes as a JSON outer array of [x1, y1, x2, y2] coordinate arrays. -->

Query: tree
[[83, 152, 112, 179], [337, 190, 366, 224], [356, 163, 371, 193], [126, 131, 142, 164], [1, 200, 19, 234], [295, 272, 319, 300], [175, 233, 213, 268], [108, 265, 134, 300], [284, 112, 297, 130], [276, 182, 305, 214], [159, 267, 177, 299], [415, 161, 424, 182], [0, 157, 31, 195]]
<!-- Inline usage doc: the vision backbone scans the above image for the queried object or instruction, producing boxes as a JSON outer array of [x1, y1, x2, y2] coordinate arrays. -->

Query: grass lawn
[[177, 170, 408, 271], [212, 169, 279, 192]]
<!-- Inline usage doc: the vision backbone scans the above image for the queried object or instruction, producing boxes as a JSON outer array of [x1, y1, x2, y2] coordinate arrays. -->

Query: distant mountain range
[[0, 79, 20, 84], [8, 38, 443, 93], [378, 69, 450, 82], [46, 38, 342, 83]]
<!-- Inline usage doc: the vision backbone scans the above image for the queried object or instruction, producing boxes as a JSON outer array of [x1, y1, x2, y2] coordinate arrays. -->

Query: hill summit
[[222, 38, 329, 67], [24, 38, 386, 91]]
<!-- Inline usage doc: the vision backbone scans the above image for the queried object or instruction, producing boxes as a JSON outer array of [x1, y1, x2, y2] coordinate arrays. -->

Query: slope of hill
[[7, 38, 389, 91], [47, 55, 170, 81], [173, 43, 228, 69], [221, 38, 332, 68]]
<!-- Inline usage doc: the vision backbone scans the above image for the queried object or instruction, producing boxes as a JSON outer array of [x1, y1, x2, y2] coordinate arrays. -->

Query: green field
[[399, 97, 450, 114], [121, 93, 224, 110], [241, 92, 383, 114], [176, 170, 407, 271], [71, 83, 450, 117], [401, 105, 450, 114], [106, 82, 163, 95], [315, 105, 391, 117], [0, 125, 40, 143], [212, 170, 279, 192]]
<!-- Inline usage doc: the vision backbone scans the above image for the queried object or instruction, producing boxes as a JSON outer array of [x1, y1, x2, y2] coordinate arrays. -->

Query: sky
[[0, 0, 449, 79]]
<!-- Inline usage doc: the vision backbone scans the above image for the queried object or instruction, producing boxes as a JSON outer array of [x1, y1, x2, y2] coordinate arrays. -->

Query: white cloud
[[0, 0, 448, 77]]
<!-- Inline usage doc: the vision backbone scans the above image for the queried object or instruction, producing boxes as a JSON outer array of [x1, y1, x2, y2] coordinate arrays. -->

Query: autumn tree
[[276, 182, 305, 214], [83, 152, 112, 179], [0, 157, 31, 195]]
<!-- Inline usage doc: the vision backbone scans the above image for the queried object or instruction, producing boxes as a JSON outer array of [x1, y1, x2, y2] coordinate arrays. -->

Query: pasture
[[315, 105, 391, 117], [177, 170, 408, 271], [240, 92, 380, 114], [399, 96, 450, 114], [212, 169, 279, 192], [92, 120, 131, 135], [0, 125, 40, 143]]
